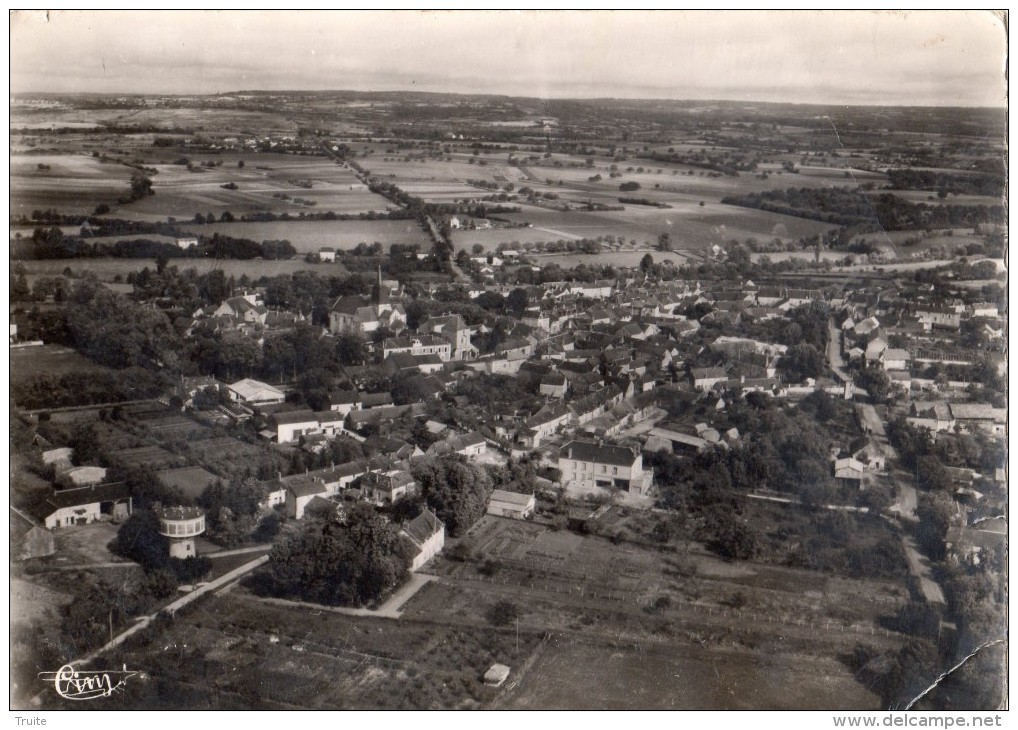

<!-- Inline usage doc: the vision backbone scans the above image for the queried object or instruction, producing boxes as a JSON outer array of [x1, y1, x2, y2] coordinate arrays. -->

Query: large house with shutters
[[558, 440, 653, 496]]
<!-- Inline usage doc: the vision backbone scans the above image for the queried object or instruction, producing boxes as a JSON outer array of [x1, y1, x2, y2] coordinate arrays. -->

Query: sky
[[9, 10, 1008, 107]]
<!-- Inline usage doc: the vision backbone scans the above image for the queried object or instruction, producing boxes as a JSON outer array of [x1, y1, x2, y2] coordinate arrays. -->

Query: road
[[856, 402, 917, 521], [826, 318, 852, 383], [246, 572, 437, 620], [856, 403, 940, 613], [74, 555, 269, 665]]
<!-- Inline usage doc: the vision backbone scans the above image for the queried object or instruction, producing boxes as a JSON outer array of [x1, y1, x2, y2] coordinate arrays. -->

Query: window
[[613, 467, 618, 475]]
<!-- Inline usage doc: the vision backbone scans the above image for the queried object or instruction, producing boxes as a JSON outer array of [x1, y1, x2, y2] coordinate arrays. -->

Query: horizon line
[[10, 88, 1008, 111]]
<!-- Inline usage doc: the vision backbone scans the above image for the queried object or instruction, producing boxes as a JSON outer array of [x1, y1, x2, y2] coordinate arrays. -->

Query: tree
[[857, 366, 891, 404], [640, 253, 654, 273], [658, 232, 672, 251], [411, 456, 494, 536], [506, 288, 529, 317], [619, 181, 641, 192], [781, 343, 825, 381], [264, 503, 413, 606], [471, 244, 484, 255], [335, 332, 367, 366], [129, 172, 154, 201]]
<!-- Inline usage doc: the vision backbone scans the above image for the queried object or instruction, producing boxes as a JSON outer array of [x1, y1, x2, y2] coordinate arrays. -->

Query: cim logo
[[39, 665, 143, 701]]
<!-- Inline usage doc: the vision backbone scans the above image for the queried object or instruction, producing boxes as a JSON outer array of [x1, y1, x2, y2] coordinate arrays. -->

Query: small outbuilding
[[487, 489, 536, 520], [484, 663, 511, 687]]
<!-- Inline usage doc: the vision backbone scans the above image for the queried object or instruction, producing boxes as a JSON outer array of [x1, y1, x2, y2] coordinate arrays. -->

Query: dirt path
[[246, 572, 438, 620], [827, 318, 852, 383]]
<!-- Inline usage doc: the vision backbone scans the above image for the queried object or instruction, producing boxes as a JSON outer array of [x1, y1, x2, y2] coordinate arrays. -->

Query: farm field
[[864, 190, 1003, 207], [11, 153, 137, 216], [530, 250, 693, 269], [17, 257, 345, 283], [108, 159, 394, 222], [93, 509, 907, 710], [497, 634, 879, 710], [179, 219, 430, 251], [10, 344, 109, 385], [496, 202, 837, 250], [358, 152, 527, 187], [847, 228, 988, 256]]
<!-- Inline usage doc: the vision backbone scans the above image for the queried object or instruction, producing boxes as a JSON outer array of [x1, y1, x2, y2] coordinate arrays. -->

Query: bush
[[486, 600, 520, 626]]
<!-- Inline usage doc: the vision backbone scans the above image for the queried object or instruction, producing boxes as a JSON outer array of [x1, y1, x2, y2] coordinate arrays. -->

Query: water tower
[[156, 506, 206, 559]]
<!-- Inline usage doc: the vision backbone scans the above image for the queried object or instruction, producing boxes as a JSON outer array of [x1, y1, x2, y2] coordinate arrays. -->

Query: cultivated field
[[11, 153, 136, 216], [180, 219, 430, 252], [113, 158, 394, 222], [492, 202, 836, 251]]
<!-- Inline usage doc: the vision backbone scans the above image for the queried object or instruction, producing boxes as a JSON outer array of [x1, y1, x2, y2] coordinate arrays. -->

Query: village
[[7, 70, 1007, 710], [11, 237, 1008, 709]]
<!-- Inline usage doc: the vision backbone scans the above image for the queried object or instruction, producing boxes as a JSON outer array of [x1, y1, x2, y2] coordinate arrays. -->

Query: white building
[[487, 489, 536, 520], [558, 440, 652, 496], [400, 508, 445, 571], [228, 378, 286, 405]]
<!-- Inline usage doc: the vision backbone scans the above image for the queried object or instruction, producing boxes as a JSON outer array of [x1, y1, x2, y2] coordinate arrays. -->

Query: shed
[[487, 489, 536, 520], [484, 664, 511, 687]]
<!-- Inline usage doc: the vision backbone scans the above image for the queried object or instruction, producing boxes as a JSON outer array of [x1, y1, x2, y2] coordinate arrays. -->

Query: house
[[539, 371, 568, 399], [34, 483, 133, 529], [907, 401, 955, 433], [864, 337, 888, 361], [523, 404, 572, 447], [319, 247, 336, 262], [558, 440, 653, 496], [851, 438, 886, 472], [273, 410, 321, 443], [213, 296, 269, 325], [328, 390, 361, 416], [285, 476, 330, 520], [691, 366, 727, 392], [833, 457, 865, 488], [228, 378, 286, 405], [10, 506, 55, 559], [400, 508, 445, 571], [176, 237, 199, 250], [360, 470, 418, 505], [427, 431, 487, 459], [949, 403, 1007, 437], [854, 316, 881, 337], [382, 334, 452, 362], [916, 306, 961, 331], [487, 489, 536, 520], [418, 314, 477, 361], [647, 427, 709, 455], [879, 348, 910, 371]]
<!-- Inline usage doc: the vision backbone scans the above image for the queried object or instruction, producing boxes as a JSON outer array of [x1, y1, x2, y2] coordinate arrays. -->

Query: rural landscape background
[[8, 10, 1008, 713]]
